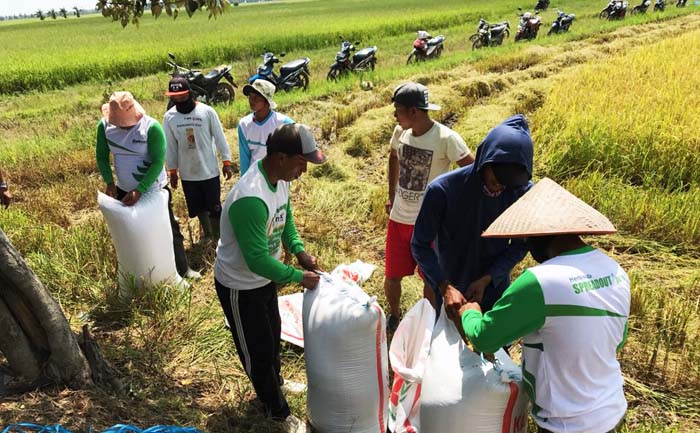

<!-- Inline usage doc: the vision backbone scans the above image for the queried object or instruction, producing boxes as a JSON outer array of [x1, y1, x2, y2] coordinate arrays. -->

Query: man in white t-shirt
[[163, 77, 233, 240], [238, 79, 294, 175], [385, 82, 474, 331]]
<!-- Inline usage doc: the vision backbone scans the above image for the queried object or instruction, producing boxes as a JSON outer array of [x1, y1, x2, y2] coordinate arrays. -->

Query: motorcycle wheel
[[212, 82, 235, 104], [472, 38, 484, 50], [369, 58, 376, 71], [631, 5, 642, 13], [435, 46, 443, 58], [548, 27, 556, 36], [298, 71, 309, 91], [600, 9, 610, 19], [327, 67, 342, 81], [406, 53, 415, 65], [469, 33, 479, 43]]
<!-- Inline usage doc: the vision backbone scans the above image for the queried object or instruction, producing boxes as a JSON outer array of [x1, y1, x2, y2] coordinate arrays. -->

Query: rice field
[[1, 0, 700, 431]]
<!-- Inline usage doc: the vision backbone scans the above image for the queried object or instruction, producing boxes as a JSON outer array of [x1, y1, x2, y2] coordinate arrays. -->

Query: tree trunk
[[0, 228, 93, 389]]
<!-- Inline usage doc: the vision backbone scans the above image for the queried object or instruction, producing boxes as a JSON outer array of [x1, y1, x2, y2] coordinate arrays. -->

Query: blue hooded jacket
[[411, 114, 534, 311]]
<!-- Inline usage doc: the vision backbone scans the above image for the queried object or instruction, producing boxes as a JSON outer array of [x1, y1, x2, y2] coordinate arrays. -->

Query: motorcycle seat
[[427, 36, 444, 45], [491, 24, 508, 33], [280, 57, 310, 76], [353, 46, 377, 62]]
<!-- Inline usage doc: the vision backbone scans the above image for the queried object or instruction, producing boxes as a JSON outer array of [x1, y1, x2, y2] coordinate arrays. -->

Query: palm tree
[[49, 9, 57, 19], [73, 6, 81, 17], [36, 9, 45, 20], [59, 8, 68, 18]]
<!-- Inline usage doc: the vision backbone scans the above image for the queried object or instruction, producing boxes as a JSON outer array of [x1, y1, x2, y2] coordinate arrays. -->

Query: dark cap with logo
[[266, 123, 327, 164], [165, 77, 191, 96], [392, 82, 441, 111]]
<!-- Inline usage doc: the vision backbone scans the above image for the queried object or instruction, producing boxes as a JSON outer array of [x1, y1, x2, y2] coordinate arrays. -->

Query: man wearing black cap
[[214, 123, 326, 432], [163, 77, 233, 240], [411, 115, 533, 320], [384, 82, 474, 331]]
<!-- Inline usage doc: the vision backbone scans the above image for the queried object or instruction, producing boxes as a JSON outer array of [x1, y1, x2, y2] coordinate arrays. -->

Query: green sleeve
[[137, 123, 167, 194], [461, 269, 546, 353], [95, 121, 114, 184], [229, 197, 303, 284], [617, 321, 628, 351], [282, 199, 305, 255]]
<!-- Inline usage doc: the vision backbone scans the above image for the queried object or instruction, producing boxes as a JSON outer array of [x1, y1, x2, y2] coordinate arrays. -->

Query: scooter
[[631, 0, 652, 13], [166, 52, 237, 108], [514, 9, 542, 42], [470, 19, 510, 49], [406, 31, 445, 64], [654, 0, 666, 10], [548, 10, 576, 34], [248, 51, 310, 92], [600, 0, 629, 19], [327, 37, 378, 80]]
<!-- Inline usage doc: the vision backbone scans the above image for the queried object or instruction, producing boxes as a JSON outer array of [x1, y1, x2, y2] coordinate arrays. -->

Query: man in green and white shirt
[[456, 178, 630, 433], [96, 91, 199, 279], [214, 123, 326, 433]]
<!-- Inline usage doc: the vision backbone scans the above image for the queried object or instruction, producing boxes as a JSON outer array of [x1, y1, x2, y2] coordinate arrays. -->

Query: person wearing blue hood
[[411, 114, 534, 319]]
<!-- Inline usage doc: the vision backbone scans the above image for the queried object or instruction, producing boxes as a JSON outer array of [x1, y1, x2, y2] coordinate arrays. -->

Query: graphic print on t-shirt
[[399, 145, 434, 192], [185, 127, 196, 149]]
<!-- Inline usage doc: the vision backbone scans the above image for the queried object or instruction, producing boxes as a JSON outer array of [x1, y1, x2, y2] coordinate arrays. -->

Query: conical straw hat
[[482, 177, 616, 238]]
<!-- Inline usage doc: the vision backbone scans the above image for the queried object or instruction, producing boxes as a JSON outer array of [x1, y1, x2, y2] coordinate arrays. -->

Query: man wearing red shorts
[[384, 82, 474, 331]]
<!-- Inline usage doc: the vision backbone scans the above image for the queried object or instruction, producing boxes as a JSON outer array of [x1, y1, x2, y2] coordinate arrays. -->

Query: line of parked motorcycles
[[600, 0, 681, 19], [166, 0, 690, 106], [469, 7, 575, 48]]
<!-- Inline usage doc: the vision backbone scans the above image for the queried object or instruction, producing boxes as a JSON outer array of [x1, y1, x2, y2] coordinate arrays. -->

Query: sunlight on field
[[1, 1, 700, 431]]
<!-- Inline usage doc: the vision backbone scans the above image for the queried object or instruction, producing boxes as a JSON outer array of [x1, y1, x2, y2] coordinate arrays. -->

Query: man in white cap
[[384, 82, 473, 331], [238, 79, 293, 175], [214, 123, 326, 432], [163, 77, 233, 240], [455, 178, 630, 433], [96, 91, 200, 279]]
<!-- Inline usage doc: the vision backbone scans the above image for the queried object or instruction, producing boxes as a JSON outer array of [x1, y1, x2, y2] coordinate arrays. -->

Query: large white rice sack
[[98, 190, 184, 295], [420, 308, 530, 433], [303, 273, 389, 433]]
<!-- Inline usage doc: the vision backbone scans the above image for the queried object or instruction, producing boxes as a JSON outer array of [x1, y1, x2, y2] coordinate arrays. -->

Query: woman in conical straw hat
[[454, 178, 630, 433]]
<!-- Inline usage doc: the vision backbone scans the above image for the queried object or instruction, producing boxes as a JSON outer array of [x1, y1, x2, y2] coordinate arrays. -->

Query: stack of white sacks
[[292, 261, 530, 433]]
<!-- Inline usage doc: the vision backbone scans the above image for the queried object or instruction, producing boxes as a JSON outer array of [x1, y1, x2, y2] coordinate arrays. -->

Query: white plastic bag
[[98, 190, 184, 296], [303, 272, 389, 433], [389, 299, 436, 433], [420, 308, 530, 433]]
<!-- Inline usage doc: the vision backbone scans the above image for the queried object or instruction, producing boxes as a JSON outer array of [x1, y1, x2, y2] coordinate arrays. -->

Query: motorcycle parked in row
[[166, 52, 237, 109], [514, 9, 542, 42], [548, 10, 576, 35], [676, 0, 687, 6], [632, 0, 652, 13], [470, 19, 510, 49], [654, 0, 666, 10], [248, 51, 310, 92], [327, 37, 378, 80], [406, 31, 445, 64], [535, 0, 550, 10], [600, 0, 629, 19]]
